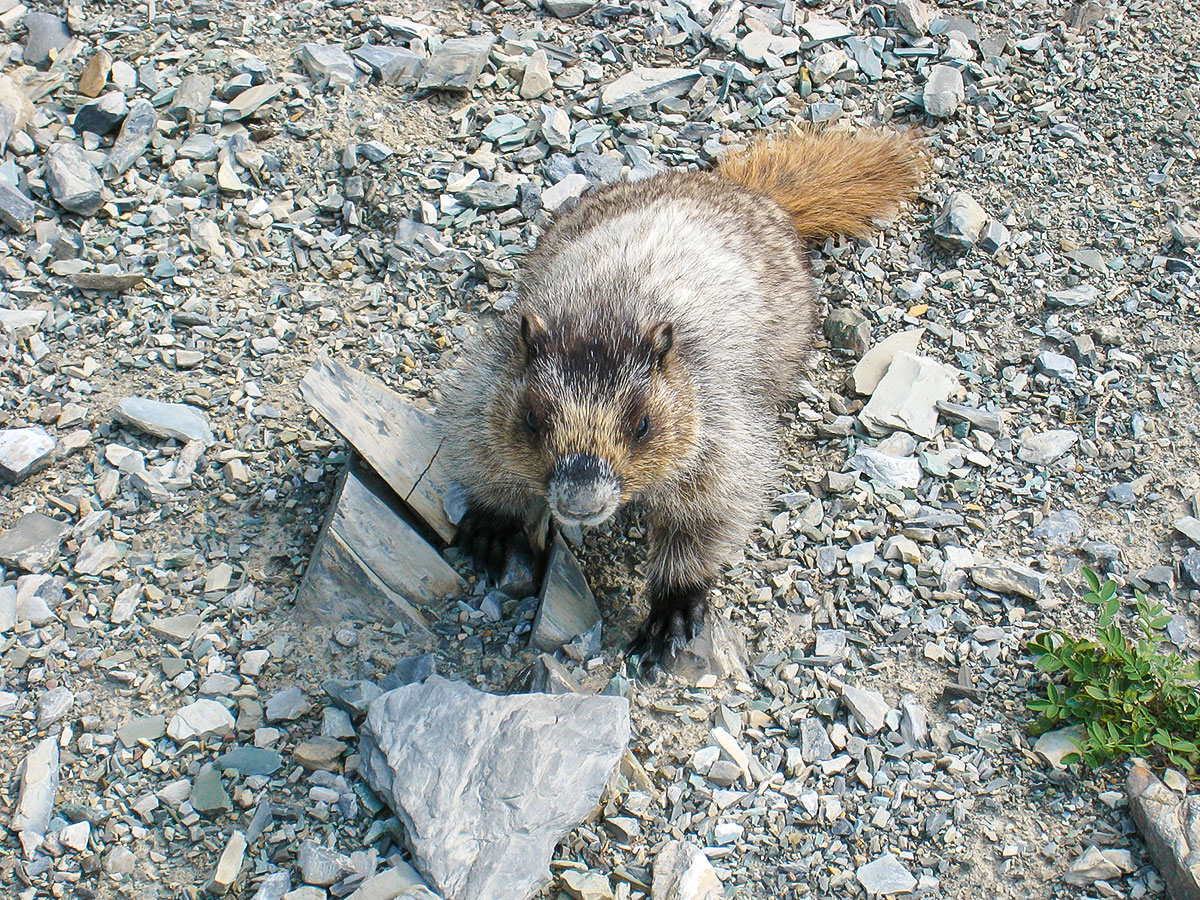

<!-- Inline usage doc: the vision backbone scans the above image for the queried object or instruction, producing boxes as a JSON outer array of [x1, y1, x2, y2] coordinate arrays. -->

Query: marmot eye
[[525, 408, 540, 432], [635, 415, 650, 440]]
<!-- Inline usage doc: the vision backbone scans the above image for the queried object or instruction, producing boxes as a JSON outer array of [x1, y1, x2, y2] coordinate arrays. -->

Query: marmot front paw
[[628, 583, 708, 670], [455, 503, 524, 579]]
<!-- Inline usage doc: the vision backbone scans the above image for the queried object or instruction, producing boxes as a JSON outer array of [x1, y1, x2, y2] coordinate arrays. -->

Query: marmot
[[441, 128, 926, 667]]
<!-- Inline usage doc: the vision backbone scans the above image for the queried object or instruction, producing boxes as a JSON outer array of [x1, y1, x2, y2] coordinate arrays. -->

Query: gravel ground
[[0, 0, 1198, 897]]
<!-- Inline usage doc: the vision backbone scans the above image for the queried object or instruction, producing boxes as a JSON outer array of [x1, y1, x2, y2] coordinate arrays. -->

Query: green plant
[[1026, 567, 1200, 773]]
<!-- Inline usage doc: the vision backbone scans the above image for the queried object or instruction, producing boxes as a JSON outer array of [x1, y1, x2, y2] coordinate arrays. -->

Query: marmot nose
[[549, 454, 620, 523], [554, 453, 607, 484]]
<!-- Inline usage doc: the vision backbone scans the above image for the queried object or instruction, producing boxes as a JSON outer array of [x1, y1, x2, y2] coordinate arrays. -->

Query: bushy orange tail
[[717, 128, 926, 238]]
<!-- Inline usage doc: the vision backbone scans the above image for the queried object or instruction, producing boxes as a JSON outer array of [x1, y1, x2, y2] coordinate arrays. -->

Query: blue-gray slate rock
[[359, 675, 630, 900]]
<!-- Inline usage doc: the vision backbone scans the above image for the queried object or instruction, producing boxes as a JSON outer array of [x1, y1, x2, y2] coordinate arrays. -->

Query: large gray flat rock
[[359, 675, 630, 900]]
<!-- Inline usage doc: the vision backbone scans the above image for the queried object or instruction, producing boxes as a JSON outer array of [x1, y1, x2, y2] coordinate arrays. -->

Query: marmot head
[[489, 309, 698, 527]]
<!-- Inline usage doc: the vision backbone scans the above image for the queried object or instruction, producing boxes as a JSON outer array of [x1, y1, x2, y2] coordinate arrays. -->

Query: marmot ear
[[519, 312, 548, 361], [647, 321, 673, 365]]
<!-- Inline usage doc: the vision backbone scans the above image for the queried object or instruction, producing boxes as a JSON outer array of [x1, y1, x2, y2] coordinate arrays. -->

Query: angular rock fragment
[[0, 513, 69, 573], [44, 143, 104, 215], [524, 653, 582, 694], [933, 192, 987, 249], [209, 831, 246, 895], [895, 0, 933, 35], [544, 0, 596, 16], [923, 64, 964, 117], [845, 447, 921, 490], [531, 534, 601, 652], [78, 49, 112, 97], [23, 12, 70, 67], [0, 426, 55, 482], [359, 676, 630, 900], [824, 308, 872, 356], [75, 91, 127, 136], [1176, 516, 1200, 546], [520, 49, 553, 99], [223, 82, 283, 121], [1033, 726, 1084, 768], [856, 853, 917, 895], [0, 179, 36, 232], [1127, 761, 1200, 900], [935, 401, 1003, 434], [1063, 846, 1124, 886], [301, 357, 456, 541], [351, 45, 425, 85], [114, 397, 214, 445], [600, 67, 700, 111], [1030, 510, 1085, 548], [296, 461, 459, 626], [297, 44, 361, 86], [70, 271, 145, 292], [859, 352, 957, 439], [11, 736, 59, 848], [418, 36, 496, 91], [839, 684, 891, 736], [170, 74, 214, 118], [969, 560, 1045, 600], [1017, 429, 1078, 465], [104, 99, 157, 179], [851, 329, 925, 394], [298, 840, 356, 886], [168, 699, 235, 742]]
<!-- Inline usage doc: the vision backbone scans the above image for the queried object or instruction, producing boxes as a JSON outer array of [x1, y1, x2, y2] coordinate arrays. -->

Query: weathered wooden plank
[[296, 460, 462, 627], [300, 356, 456, 543]]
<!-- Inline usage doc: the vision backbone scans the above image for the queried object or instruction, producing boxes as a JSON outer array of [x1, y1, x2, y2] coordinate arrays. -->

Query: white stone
[[168, 699, 235, 742], [859, 352, 958, 439]]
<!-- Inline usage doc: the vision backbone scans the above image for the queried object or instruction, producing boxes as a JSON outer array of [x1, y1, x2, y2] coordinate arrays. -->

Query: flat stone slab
[[531, 534, 601, 652], [969, 559, 1046, 600], [851, 329, 925, 395], [11, 736, 59, 844], [0, 513, 70, 573], [359, 675, 630, 900], [168, 699, 235, 742], [418, 36, 496, 91], [859, 351, 958, 439], [113, 397, 214, 445], [600, 67, 701, 111]]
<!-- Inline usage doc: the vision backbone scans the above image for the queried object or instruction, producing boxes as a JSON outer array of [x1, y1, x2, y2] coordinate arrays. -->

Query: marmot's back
[[519, 171, 813, 404]]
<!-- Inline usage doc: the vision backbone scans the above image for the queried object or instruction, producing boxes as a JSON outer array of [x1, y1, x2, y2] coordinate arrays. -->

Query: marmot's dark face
[[490, 311, 698, 527]]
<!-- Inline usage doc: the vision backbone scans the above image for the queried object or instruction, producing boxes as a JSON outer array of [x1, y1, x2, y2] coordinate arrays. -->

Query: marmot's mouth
[[549, 503, 619, 529], [547, 453, 622, 527]]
